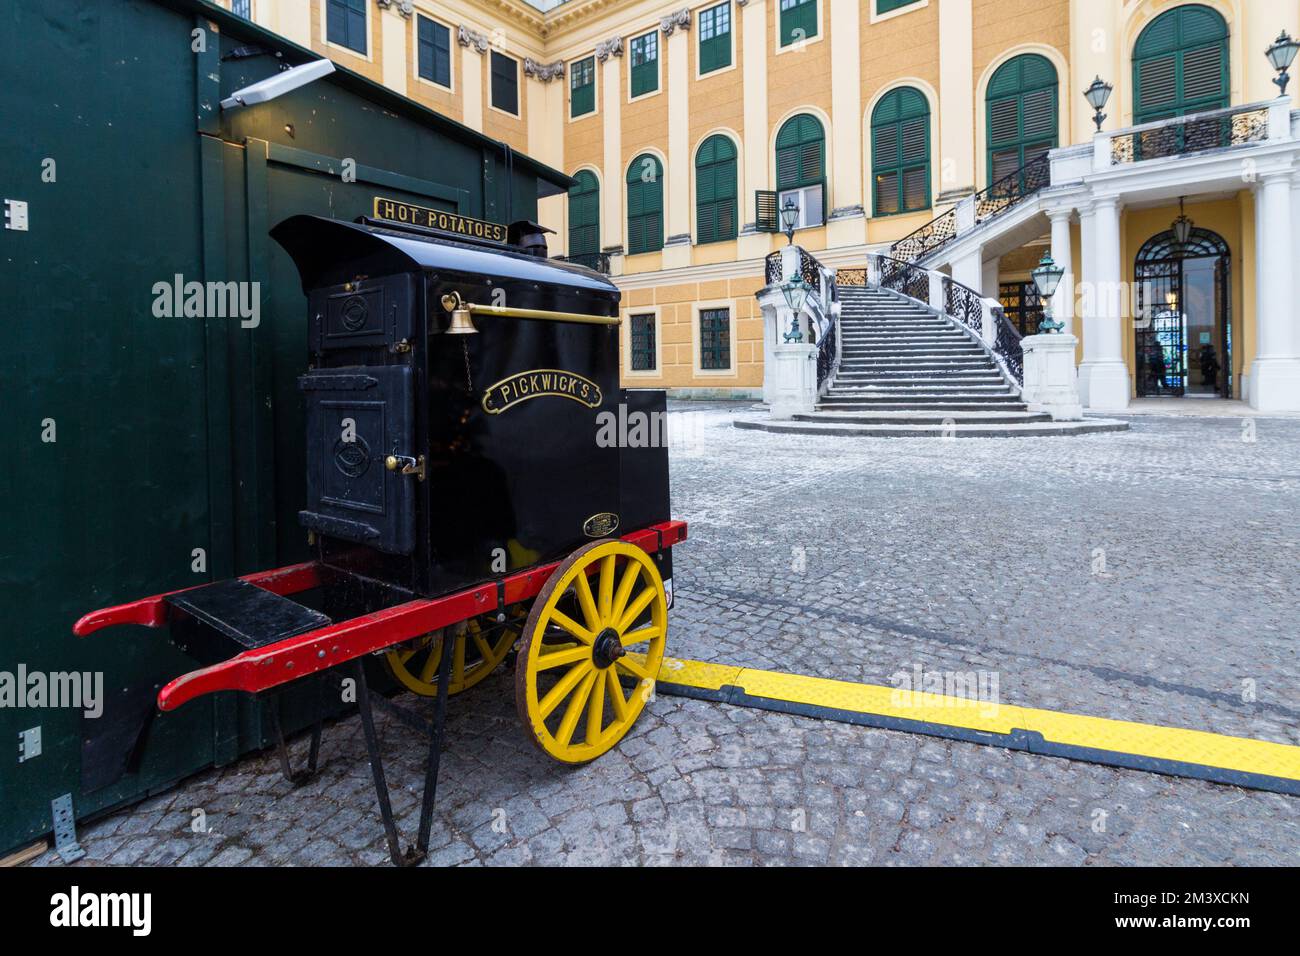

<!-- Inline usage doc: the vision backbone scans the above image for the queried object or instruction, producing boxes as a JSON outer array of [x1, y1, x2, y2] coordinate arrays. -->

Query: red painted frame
[[74, 520, 687, 712]]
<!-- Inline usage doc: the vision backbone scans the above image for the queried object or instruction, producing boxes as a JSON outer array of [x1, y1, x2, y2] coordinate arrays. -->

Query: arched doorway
[[1134, 227, 1231, 398]]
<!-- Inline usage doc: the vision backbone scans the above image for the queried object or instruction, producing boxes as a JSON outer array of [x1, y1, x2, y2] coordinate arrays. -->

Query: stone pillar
[[1048, 208, 1075, 337], [380, 7, 408, 96], [1076, 201, 1097, 405], [460, 36, 484, 130], [826, 0, 864, 244], [737, 0, 770, 260], [600, 44, 624, 265], [1077, 196, 1129, 410], [1022, 334, 1083, 421], [937, 0, 975, 199], [952, 249, 983, 295], [1249, 171, 1300, 411], [662, 12, 692, 269], [758, 286, 816, 414]]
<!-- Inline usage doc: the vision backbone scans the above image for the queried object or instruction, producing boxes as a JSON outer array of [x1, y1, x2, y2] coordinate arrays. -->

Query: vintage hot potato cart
[[75, 211, 687, 865]]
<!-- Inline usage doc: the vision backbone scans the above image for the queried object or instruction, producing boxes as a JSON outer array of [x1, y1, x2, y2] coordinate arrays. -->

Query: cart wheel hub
[[591, 628, 626, 669]]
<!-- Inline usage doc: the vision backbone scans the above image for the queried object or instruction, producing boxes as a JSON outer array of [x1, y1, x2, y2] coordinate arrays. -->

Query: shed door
[[299, 365, 415, 554]]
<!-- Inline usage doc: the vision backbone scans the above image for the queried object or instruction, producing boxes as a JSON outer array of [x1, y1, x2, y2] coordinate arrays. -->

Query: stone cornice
[[524, 57, 566, 81], [659, 8, 691, 35], [457, 24, 491, 53], [595, 36, 623, 61]]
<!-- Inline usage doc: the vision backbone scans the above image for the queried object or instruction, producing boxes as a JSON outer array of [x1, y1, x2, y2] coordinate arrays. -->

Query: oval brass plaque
[[583, 512, 620, 538]]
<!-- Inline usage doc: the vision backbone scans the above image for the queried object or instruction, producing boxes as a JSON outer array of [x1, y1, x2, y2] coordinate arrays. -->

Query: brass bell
[[441, 292, 478, 335]]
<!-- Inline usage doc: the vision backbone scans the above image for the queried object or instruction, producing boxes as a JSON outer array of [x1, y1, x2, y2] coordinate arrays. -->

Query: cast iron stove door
[[299, 366, 416, 554]]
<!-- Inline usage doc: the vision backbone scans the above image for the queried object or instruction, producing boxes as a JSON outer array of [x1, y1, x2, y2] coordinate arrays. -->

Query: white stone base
[[768, 344, 818, 420], [1247, 357, 1300, 412], [1078, 360, 1131, 412], [1021, 333, 1083, 421]]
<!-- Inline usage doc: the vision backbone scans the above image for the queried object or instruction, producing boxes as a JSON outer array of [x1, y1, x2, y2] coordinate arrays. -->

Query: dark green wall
[[0, 0, 562, 854]]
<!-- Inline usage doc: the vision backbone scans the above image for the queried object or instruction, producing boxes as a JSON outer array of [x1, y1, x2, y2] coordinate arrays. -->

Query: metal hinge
[[51, 793, 86, 864], [18, 726, 41, 763], [4, 199, 29, 231]]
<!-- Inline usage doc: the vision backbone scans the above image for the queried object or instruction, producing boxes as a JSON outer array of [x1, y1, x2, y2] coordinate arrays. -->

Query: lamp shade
[[1266, 30, 1300, 72], [1084, 76, 1113, 111], [1031, 251, 1065, 300], [782, 273, 810, 313], [780, 196, 800, 233]]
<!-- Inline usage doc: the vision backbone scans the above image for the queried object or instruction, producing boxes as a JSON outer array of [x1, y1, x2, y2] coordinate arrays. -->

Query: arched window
[[775, 113, 825, 229], [695, 135, 738, 244], [986, 54, 1058, 186], [871, 87, 931, 216], [626, 154, 664, 255], [1133, 4, 1229, 124], [567, 170, 600, 260]]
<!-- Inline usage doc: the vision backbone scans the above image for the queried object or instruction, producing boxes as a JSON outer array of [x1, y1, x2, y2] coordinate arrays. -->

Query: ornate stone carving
[[660, 9, 691, 35], [524, 58, 565, 82], [375, 0, 413, 18], [595, 36, 624, 61], [457, 25, 490, 53]]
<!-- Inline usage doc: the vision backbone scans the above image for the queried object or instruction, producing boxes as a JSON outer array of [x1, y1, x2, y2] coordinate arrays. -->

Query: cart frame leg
[[268, 679, 324, 787], [353, 628, 455, 867]]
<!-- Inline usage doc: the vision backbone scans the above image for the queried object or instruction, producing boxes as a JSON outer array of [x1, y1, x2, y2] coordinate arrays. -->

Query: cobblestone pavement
[[34, 405, 1300, 866]]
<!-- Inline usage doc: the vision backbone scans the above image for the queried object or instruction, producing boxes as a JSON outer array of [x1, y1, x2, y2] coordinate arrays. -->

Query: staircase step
[[817, 401, 1031, 412], [796, 411, 1053, 425], [735, 418, 1131, 439]]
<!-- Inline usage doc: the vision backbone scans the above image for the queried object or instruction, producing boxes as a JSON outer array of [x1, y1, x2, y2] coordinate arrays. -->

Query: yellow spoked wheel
[[386, 607, 524, 697], [515, 540, 668, 764]]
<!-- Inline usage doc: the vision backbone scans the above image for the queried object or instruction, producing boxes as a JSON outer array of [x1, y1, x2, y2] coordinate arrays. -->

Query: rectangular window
[[231, 0, 251, 18], [999, 282, 1044, 337], [490, 51, 519, 115], [630, 31, 658, 97], [699, 308, 731, 371], [570, 56, 596, 117], [630, 314, 657, 371], [698, 3, 732, 74], [417, 16, 451, 88], [778, 184, 824, 229], [326, 0, 367, 55], [876, 0, 923, 15], [779, 0, 817, 48]]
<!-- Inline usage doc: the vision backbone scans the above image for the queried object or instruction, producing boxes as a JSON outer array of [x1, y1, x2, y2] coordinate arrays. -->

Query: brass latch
[[385, 454, 426, 480]]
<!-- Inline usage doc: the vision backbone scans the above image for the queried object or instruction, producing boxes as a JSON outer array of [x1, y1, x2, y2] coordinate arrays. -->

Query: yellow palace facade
[[233, 0, 1300, 408]]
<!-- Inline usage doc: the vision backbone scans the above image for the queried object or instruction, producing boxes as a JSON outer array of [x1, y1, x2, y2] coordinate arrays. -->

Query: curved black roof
[[271, 215, 620, 295]]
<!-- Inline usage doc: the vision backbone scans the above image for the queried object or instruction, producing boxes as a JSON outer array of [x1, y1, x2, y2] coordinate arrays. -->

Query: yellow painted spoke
[[610, 563, 640, 626], [472, 632, 494, 660], [616, 586, 657, 634], [419, 645, 441, 683], [619, 625, 663, 649], [538, 661, 593, 719], [535, 644, 591, 671], [605, 668, 629, 723], [453, 634, 466, 684], [573, 571, 600, 631], [597, 555, 616, 624], [615, 655, 652, 681], [585, 669, 606, 745], [550, 609, 596, 644], [557, 670, 598, 748]]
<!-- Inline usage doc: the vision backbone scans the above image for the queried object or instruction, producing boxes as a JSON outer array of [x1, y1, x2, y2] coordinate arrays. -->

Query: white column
[[662, 23, 692, 269], [937, 0, 975, 198], [1249, 172, 1300, 411], [601, 51, 623, 264], [826, 0, 864, 245], [1077, 196, 1129, 410], [461, 45, 483, 130], [380, 8, 407, 96], [737, 0, 770, 260], [952, 249, 983, 294], [1048, 208, 1075, 337]]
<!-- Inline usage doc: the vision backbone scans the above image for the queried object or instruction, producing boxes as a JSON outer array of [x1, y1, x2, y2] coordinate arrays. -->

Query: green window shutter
[[779, 0, 817, 48], [871, 87, 930, 216], [631, 31, 659, 97], [327, 0, 366, 54], [570, 56, 595, 117], [626, 154, 664, 255], [699, 3, 732, 74], [877, 0, 922, 13], [417, 17, 451, 87], [695, 135, 737, 244], [755, 190, 780, 232], [491, 51, 518, 114], [775, 113, 825, 189], [1134, 5, 1229, 123], [984, 54, 1058, 186], [568, 170, 600, 257]]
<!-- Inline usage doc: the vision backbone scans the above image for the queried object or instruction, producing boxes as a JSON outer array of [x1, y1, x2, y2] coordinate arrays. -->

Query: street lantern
[[1083, 76, 1114, 132], [780, 196, 800, 245], [1171, 197, 1194, 251], [1266, 30, 1300, 96], [1031, 251, 1065, 334], [781, 273, 809, 343]]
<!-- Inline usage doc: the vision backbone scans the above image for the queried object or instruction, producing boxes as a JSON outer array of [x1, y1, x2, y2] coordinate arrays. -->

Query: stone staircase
[[738, 285, 1128, 438]]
